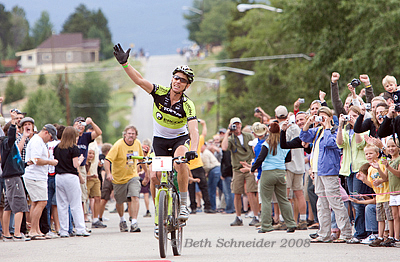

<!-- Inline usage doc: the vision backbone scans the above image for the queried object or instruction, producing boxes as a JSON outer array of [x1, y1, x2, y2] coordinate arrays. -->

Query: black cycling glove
[[113, 43, 131, 64], [185, 151, 198, 161]]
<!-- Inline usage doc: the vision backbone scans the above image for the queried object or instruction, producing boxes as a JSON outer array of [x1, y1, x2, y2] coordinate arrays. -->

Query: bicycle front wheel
[[171, 192, 183, 256], [158, 190, 168, 258]]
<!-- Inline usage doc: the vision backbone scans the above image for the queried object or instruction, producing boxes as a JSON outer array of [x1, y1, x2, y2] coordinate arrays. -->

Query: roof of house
[[38, 33, 100, 49]]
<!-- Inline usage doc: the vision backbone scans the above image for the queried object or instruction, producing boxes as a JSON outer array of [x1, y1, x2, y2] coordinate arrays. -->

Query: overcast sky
[[1, 0, 193, 55]]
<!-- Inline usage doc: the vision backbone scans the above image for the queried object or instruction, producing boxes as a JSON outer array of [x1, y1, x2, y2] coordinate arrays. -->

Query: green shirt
[[337, 127, 369, 176], [227, 132, 255, 171], [389, 156, 400, 194]]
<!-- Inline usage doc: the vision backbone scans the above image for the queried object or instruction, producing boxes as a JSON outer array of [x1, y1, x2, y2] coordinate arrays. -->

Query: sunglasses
[[172, 75, 189, 84]]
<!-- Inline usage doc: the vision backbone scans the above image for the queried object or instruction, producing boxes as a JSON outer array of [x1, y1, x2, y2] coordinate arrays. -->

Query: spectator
[[201, 141, 222, 212], [46, 124, 66, 238], [86, 144, 106, 229], [300, 106, 352, 243], [73, 117, 102, 221], [98, 143, 113, 222], [24, 124, 58, 240], [139, 139, 152, 217], [358, 144, 394, 247], [337, 106, 371, 243], [380, 138, 400, 243], [1, 111, 30, 241], [54, 126, 90, 238], [251, 122, 297, 233], [275, 105, 308, 230], [104, 125, 148, 233], [355, 102, 388, 138], [382, 75, 400, 105], [221, 117, 260, 227], [187, 119, 214, 214]]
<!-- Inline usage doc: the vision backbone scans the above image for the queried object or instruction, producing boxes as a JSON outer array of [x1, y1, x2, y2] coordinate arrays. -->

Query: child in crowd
[[357, 144, 394, 247], [381, 138, 400, 243], [351, 162, 378, 244], [382, 75, 400, 105], [86, 145, 106, 228]]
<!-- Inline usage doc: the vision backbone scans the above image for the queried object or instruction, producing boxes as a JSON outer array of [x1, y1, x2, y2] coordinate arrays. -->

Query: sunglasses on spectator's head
[[172, 75, 189, 84]]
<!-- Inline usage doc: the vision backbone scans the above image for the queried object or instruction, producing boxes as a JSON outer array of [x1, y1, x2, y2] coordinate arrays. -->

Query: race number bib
[[152, 156, 172, 171]]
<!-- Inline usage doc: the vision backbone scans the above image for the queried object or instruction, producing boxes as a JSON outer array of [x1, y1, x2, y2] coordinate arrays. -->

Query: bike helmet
[[172, 65, 194, 84]]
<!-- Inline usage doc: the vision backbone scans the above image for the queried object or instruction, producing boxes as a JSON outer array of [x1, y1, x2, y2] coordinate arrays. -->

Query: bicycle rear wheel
[[158, 190, 168, 258], [171, 192, 183, 256]]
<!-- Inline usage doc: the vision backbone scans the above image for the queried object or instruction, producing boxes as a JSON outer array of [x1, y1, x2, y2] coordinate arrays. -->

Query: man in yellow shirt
[[105, 125, 148, 233]]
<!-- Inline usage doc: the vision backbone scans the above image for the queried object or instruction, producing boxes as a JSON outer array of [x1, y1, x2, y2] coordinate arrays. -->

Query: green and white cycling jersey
[[150, 84, 196, 139]]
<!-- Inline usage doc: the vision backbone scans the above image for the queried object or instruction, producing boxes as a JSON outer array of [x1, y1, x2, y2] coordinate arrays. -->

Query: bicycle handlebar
[[130, 155, 189, 165]]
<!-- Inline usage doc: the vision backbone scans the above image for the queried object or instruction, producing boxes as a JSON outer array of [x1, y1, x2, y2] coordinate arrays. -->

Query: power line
[[188, 53, 312, 65]]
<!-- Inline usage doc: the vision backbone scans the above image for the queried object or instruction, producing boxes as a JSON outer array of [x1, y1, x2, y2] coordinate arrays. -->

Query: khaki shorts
[[79, 166, 88, 202], [286, 170, 304, 191], [113, 177, 141, 204], [376, 201, 393, 222], [231, 170, 258, 194], [24, 178, 47, 202], [87, 177, 101, 198]]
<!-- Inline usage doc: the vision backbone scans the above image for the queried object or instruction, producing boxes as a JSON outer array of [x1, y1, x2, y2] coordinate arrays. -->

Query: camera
[[79, 121, 86, 126], [351, 78, 361, 88], [254, 108, 261, 113], [229, 124, 237, 131], [288, 115, 296, 125], [343, 115, 351, 121], [365, 103, 371, 110], [315, 116, 322, 122], [299, 98, 305, 103], [395, 105, 400, 112]]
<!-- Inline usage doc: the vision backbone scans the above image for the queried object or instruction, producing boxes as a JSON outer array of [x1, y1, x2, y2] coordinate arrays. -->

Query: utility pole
[[65, 66, 71, 125]]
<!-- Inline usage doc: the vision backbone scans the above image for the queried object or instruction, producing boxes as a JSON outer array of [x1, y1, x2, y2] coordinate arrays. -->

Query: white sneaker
[[178, 205, 189, 221], [245, 211, 254, 218], [46, 231, 60, 239], [361, 234, 377, 244]]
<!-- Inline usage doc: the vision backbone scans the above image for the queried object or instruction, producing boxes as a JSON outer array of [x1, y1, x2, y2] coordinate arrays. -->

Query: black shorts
[[153, 135, 190, 157]]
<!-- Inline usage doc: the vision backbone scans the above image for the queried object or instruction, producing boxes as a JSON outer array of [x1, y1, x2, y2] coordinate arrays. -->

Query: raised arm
[[330, 72, 346, 116], [114, 44, 153, 93], [359, 74, 375, 103]]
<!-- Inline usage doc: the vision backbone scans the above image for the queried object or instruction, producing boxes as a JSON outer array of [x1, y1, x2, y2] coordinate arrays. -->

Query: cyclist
[[113, 44, 199, 224]]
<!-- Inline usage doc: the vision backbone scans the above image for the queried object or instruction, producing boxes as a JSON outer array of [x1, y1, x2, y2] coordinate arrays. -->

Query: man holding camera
[[221, 117, 260, 226]]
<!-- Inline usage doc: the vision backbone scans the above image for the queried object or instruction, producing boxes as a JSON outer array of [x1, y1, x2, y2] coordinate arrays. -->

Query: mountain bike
[[133, 155, 187, 258]]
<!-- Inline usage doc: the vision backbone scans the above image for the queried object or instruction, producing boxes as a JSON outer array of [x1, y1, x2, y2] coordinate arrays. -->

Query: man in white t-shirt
[[24, 124, 58, 239]]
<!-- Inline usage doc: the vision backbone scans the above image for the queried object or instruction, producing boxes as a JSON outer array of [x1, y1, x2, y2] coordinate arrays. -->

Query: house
[[16, 33, 100, 73]]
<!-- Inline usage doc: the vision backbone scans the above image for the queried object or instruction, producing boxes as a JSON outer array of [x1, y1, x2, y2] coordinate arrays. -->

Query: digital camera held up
[[229, 124, 237, 131], [351, 78, 361, 88]]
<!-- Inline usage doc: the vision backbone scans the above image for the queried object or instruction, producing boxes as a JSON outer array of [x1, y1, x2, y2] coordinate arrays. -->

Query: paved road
[[130, 54, 187, 143], [1, 196, 399, 262]]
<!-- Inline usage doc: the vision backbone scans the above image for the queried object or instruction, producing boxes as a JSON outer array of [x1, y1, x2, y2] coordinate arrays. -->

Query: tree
[[38, 71, 47, 86], [62, 4, 112, 60], [0, 4, 12, 57], [88, 25, 113, 60], [31, 11, 53, 46], [69, 72, 110, 138], [24, 87, 65, 129], [184, 0, 235, 48], [195, 1, 235, 47], [10, 6, 29, 49], [5, 76, 26, 104]]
